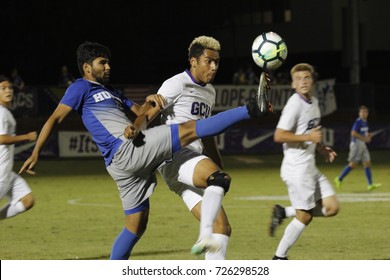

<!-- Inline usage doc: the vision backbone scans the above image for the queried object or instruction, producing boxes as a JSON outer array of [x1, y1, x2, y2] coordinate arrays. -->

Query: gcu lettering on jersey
[[191, 101, 211, 117], [307, 118, 320, 131]]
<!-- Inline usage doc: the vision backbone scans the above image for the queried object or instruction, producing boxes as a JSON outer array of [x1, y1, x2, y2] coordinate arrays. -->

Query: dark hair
[[0, 75, 10, 83], [76, 41, 111, 76]]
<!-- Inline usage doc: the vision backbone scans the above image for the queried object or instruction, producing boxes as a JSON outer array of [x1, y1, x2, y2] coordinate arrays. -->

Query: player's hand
[[19, 155, 38, 175], [365, 133, 372, 143], [308, 126, 322, 143], [322, 146, 337, 163], [124, 124, 139, 139], [146, 94, 166, 110], [26, 131, 38, 142]]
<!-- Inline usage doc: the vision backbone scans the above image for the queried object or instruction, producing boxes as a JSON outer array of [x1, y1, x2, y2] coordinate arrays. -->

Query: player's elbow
[[273, 129, 284, 143]]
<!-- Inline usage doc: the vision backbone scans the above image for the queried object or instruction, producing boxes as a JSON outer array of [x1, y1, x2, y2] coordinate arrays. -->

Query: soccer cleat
[[272, 255, 288, 260], [334, 177, 343, 189], [367, 183, 381, 191], [191, 236, 221, 255], [269, 204, 286, 237], [247, 72, 273, 118]]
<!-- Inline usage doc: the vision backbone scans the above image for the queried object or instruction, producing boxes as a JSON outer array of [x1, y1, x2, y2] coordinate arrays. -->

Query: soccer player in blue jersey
[[19, 41, 271, 260], [334, 105, 381, 191]]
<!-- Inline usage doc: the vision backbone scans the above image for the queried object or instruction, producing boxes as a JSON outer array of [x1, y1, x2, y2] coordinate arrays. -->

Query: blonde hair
[[188, 36, 221, 59], [290, 63, 317, 81]]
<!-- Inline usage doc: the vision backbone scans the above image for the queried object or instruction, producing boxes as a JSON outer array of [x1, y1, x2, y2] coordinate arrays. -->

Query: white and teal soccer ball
[[251, 32, 288, 71]]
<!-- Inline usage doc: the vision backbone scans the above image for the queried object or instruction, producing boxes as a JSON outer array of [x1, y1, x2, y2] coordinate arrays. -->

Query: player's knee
[[206, 171, 231, 194], [21, 193, 35, 210]]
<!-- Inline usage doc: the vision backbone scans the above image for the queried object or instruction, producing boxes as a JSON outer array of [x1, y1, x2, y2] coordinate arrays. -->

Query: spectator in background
[[10, 68, 24, 92], [245, 65, 259, 85], [58, 65, 75, 87], [232, 67, 247, 85]]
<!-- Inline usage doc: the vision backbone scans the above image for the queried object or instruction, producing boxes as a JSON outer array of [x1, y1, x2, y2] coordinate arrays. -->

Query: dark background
[[2, 0, 390, 86]]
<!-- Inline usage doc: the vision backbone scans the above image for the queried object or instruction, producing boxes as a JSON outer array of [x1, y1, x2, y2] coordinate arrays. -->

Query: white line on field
[[235, 192, 390, 202]]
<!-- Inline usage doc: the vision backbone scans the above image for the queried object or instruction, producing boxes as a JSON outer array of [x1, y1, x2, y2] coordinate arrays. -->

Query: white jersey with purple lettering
[[157, 70, 216, 210], [276, 93, 321, 178], [0, 105, 16, 181], [158, 69, 215, 153]]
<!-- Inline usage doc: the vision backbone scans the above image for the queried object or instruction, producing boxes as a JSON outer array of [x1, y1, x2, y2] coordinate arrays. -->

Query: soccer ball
[[251, 32, 288, 71]]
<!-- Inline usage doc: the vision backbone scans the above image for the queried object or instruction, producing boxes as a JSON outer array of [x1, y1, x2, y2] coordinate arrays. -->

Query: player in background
[[19, 41, 272, 259], [0, 75, 37, 219], [270, 63, 339, 259], [334, 105, 381, 191], [156, 36, 230, 259]]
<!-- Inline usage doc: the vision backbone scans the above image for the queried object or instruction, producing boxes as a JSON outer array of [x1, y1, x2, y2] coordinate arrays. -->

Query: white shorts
[[159, 148, 207, 211], [348, 141, 370, 163], [281, 167, 335, 210], [0, 172, 32, 204]]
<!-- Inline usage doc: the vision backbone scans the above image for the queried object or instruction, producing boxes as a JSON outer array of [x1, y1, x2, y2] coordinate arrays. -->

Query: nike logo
[[14, 142, 36, 155], [242, 132, 274, 149]]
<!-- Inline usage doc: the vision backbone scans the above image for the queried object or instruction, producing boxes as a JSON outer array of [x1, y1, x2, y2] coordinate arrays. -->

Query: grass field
[[1, 150, 389, 260]]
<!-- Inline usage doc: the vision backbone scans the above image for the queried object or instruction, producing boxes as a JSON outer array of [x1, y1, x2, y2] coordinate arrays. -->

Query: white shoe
[[191, 236, 221, 255]]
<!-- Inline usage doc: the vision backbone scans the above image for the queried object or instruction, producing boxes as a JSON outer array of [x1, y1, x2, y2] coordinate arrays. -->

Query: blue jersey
[[60, 78, 134, 166], [351, 117, 369, 143]]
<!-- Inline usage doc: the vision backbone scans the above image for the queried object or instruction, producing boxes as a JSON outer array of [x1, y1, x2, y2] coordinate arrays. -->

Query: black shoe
[[272, 255, 288, 260], [269, 204, 286, 237], [247, 72, 273, 118]]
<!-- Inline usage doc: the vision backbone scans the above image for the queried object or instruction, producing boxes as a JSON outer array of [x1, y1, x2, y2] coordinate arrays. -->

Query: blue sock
[[110, 228, 139, 260], [196, 106, 250, 138], [364, 167, 372, 185], [339, 165, 352, 181]]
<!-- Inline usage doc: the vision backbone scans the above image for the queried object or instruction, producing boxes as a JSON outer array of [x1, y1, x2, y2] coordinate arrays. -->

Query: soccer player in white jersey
[[157, 36, 230, 259], [270, 63, 339, 259], [0, 75, 37, 219], [20, 41, 272, 259], [334, 105, 381, 191]]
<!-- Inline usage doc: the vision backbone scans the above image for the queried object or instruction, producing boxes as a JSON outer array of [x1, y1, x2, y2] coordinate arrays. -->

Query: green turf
[[1, 150, 389, 260]]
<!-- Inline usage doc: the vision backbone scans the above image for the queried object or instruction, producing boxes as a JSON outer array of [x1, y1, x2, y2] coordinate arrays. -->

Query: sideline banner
[[216, 124, 390, 154], [58, 131, 100, 157], [214, 79, 337, 116]]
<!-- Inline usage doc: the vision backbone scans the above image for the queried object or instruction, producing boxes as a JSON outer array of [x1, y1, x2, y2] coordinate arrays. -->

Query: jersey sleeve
[[60, 80, 87, 111], [277, 96, 299, 131], [157, 77, 183, 108]]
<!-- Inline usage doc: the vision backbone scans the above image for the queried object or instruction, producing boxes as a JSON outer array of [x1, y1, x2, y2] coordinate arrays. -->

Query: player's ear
[[190, 57, 197, 68], [83, 63, 91, 74]]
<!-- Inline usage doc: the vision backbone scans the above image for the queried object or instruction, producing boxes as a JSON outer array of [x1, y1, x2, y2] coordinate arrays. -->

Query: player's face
[[84, 57, 111, 85], [359, 108, 369, 120], [291, 71, 314, 98], [0, 80, 14, 106], [191, 49, 220, 84]]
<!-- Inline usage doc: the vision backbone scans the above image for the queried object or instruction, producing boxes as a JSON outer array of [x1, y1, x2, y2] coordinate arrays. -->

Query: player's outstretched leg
[[269, 204, 286, 237], [247, 72, 273, 117]]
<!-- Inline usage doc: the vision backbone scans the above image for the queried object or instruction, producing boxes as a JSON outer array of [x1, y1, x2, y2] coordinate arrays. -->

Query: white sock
[[205, 233, 229, 260], [285, 206, 296, 217], [0, 201, 26, 219], [199, 186, 224, 239], [275, 218, 306, 258]]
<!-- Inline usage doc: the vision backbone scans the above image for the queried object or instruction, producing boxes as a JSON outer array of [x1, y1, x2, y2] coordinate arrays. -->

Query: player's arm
[[351, 130, 371, 143], [274, 126, 322, 144], [316, 142, 337, 163], [202, 137, 223, 169], [0, 132, 37, 145], [124, 94, 165, 139], [19, 103, 73, 175]]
